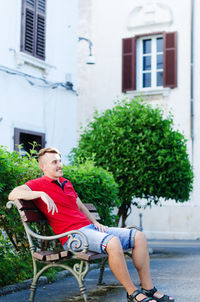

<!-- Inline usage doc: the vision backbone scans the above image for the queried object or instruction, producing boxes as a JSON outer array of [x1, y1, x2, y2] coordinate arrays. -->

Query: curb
[[0, 276, 48, 296], [0, 264, 99, 297]]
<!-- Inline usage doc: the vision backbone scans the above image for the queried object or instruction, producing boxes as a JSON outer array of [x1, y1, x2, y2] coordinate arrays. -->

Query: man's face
[[40, 152, 63, 180]]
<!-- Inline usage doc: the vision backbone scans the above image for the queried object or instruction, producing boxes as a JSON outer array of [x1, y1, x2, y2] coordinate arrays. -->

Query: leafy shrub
[[0, 234, 63, 287], [63, 160, 119, 226], [0, 234, 33, 287], [70, 98, 194, 226], [0, 147, 119, 286], [0, 145, 119, 250], [0, 145, 41, 252]]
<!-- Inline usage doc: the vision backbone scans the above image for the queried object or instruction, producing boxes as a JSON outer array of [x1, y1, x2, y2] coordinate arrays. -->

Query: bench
[[6, 199, 139, 302]]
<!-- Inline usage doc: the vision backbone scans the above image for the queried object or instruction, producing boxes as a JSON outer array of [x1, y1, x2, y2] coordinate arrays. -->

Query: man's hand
[[94, 221, 108, 232], [76, 197, 108, 232], [40, 192, 58, 215], [8, 184, 58, 215]]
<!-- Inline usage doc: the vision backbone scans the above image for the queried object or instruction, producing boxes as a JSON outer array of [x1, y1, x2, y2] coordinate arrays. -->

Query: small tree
[[71, 98, 194, 226]]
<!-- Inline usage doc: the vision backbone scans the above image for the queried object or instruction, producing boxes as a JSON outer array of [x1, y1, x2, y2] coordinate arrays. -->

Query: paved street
[[0, 240, 200, 302]]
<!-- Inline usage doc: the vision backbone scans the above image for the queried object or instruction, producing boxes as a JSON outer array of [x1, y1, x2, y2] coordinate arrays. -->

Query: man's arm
[[76, 197, 107, 232], [8, 185, 58, 215]]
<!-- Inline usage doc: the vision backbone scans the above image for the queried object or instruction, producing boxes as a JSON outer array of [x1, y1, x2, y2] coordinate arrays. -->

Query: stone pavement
[[0, 240, 200, 302]]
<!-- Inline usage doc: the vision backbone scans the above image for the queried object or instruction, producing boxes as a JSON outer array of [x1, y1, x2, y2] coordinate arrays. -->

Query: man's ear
[[39, 162, 45, 172]]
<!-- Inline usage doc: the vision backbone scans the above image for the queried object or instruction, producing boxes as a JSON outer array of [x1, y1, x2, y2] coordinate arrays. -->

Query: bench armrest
[[6, 200, 89, 253], [26, 225, 89, 253], [126, 225, 142, 231]]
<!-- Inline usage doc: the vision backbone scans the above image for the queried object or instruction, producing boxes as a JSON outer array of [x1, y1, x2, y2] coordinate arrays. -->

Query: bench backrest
[[15, 199, 100, 223]]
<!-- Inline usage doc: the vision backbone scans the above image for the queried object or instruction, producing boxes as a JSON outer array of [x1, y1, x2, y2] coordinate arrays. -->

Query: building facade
[[0, 0, 79, 162], [78, 0, 200, 239]]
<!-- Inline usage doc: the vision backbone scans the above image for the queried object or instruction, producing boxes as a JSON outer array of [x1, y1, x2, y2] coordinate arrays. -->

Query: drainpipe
[[191, 0, 194, 163]]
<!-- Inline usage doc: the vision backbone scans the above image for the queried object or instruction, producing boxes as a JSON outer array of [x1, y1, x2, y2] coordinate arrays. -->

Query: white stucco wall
[[0, 0, 78, 162], [78, 0, 191, 139], [192, 0, 200, 208], [78, 0, 200, 239]]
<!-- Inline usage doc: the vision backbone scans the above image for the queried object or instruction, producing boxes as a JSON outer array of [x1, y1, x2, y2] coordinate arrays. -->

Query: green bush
[[70, 98, 194, 226], [0, 145, 41, 252], [63, 160, 119, 226], [0, 234, 33, 287], [0, 146, 119, 287], [0, 146, 119, 252], [0, 234, 63, 287]]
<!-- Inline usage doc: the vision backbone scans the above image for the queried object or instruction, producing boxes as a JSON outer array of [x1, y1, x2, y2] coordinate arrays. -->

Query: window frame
[[14, 128, 46, 154], [137, 34, 164, 90]]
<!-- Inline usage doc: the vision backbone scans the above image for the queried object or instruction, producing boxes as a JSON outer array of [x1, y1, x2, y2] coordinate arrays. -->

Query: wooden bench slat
[[75, 251, 107, 261], [84, 204, 100, 220], [33, 250, 70, 261], [16, 201, 98, 212], [33, 251, 59, 261], [33, 249, 106, 262], [46, 252, 60, 261], [84, 203, 97, 211], [91, 212, 101, 220], [60, 250, 69, 259], [20, 210, 47, 222], [15, 199, 37, 210], [33, 251, 55, 261]]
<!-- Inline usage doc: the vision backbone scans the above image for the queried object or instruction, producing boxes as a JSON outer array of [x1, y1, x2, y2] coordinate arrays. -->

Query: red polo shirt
[[25, 176, 91, 245]]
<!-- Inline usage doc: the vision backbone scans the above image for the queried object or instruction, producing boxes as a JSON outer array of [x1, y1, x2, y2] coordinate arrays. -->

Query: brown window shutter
[[21, 0, 35, 55], [36, 0, 46, 60], [163, 32, 177, 88], [122, 37, 136, 92], [21, 0, 46, 60]]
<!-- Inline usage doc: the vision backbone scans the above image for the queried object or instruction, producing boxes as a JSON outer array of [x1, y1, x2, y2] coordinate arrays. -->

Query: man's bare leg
[[132, 231, 153, 289], [106, 236, 156, 301], [132, 231, 173, 301]]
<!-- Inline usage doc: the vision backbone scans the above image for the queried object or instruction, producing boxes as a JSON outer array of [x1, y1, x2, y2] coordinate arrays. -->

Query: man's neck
[[43, 174, 60, 181]]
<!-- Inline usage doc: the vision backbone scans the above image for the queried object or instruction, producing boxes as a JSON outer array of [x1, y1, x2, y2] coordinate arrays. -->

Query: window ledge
[[126, 88, 171, 97], [14, 51, 55, 76]]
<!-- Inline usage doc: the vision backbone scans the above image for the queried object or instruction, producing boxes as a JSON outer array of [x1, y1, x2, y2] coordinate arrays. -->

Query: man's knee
[[134, 230, 148, 248], [106, 236, 123, 254]]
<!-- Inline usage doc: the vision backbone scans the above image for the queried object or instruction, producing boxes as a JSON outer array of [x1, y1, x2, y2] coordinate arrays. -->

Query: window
[[14, 128, 45, 155], [21, 0, 46, 60], [122, 32, 177, 92], [137, 36, 163, 89]]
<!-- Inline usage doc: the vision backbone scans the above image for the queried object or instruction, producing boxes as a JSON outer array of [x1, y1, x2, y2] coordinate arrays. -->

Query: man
[[9, 147, 174, 302]]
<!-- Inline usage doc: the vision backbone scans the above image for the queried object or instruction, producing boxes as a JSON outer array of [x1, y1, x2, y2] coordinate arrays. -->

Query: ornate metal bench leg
[[28, 281, 37, 302], [72, 260, 90, 302], [97, 257, 107, 285], [79, 282, 89, 302], [28, 256, 38, 302]]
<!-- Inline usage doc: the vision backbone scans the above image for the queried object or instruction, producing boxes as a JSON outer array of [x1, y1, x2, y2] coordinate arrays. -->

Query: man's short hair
[[38, 147, 61, 163]]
